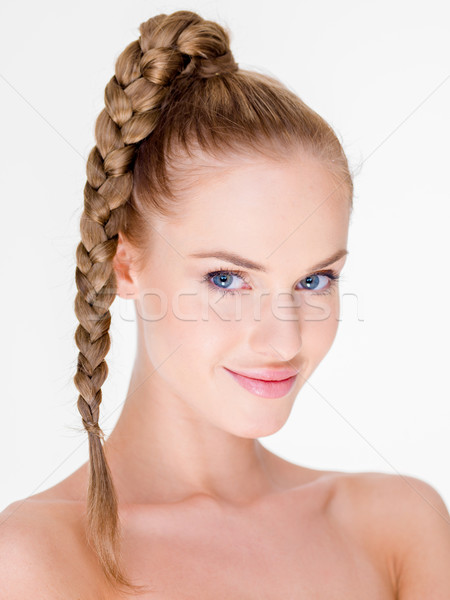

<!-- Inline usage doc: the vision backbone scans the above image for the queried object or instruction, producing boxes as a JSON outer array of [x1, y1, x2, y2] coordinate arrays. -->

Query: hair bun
[[195, 50, 238, 78], [138, 10, 238, 81]]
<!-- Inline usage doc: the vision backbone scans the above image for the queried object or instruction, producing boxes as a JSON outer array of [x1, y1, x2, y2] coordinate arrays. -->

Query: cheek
[[300, 293, 340, 355], [138, 286, 242, 371]]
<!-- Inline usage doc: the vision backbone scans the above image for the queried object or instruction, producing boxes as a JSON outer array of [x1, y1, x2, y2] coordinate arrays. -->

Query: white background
[[0, 0, 449, 512]]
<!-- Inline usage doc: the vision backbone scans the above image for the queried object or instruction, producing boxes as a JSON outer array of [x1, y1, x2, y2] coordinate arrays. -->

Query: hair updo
[[73, 9, 354, 594]]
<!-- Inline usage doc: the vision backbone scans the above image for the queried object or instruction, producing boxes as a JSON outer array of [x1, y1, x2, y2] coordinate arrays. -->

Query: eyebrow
[[188, 248, 349, 273]]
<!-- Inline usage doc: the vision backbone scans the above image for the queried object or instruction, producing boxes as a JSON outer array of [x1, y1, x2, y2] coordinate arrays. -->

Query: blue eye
[[298, 274, 329, 292], [203, 269, 249, 296], [297, 270, 341, 294], [201, 267, 340, 297]]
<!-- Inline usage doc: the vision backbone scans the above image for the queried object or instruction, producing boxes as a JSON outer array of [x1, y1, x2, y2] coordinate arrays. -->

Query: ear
[[112, 232, 139, 299]]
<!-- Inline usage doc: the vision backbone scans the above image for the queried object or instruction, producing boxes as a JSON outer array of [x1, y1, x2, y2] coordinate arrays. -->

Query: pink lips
[[223, 367, 298, 399]]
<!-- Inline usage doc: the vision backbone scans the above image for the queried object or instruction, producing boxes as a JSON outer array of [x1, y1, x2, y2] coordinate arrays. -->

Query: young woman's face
[[125, 150, 350, 438]]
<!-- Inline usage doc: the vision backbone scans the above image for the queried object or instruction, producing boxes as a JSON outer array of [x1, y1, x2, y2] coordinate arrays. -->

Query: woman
[[1, 9, 449, 598]]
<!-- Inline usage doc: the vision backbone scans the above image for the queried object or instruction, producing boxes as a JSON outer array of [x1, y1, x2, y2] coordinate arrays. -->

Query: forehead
[[153, 151, 350, 267]]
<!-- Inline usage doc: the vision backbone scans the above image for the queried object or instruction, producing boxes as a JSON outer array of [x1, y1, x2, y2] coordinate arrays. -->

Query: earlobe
[[113, 232, 138, 299]]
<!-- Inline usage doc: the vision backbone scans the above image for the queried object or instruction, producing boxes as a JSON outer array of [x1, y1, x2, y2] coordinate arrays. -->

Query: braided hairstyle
[[74, 9, 354, 595]]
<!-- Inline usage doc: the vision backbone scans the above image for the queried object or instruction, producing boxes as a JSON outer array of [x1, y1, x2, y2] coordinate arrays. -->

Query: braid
[[73, 6, 353, 594], [73, 10, 237, 593]]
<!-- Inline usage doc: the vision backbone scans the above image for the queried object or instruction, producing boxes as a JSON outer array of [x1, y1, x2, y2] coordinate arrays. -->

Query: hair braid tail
[[72, 9, 232, 593]]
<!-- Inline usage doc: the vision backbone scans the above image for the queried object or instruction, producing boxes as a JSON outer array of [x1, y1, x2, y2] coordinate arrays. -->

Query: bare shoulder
[[328, 471, 450, 598], [0, 497, 106, 599], [0, 499, 70, 598]]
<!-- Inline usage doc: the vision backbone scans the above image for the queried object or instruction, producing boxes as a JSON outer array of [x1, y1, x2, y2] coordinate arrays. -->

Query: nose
[[247, 290, 302, 362]]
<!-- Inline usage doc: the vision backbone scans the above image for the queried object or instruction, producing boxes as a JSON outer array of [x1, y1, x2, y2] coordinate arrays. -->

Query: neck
[[101, 359, 281, 507]]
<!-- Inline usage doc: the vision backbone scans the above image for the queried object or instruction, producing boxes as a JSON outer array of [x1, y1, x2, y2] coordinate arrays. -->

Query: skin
[[2, 148, 450, 598], [102, 148, 350, 505]]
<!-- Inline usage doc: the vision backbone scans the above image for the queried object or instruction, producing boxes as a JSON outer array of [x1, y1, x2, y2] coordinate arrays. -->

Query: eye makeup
[[200, 266, 341, 297]]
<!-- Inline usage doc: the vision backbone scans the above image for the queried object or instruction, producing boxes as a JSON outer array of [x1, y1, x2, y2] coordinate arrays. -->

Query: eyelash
[[201, 266, 341, 297]]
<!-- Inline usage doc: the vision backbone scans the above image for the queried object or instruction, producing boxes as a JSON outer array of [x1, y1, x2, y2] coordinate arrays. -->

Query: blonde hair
[[73, 9, 354, 595]]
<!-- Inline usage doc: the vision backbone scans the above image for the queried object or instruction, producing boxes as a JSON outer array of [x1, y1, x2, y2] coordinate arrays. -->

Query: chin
[[230, 415, 289, 439]]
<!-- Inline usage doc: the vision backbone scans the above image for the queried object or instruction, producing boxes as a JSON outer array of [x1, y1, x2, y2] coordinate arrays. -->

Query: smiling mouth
[[223, 367, 298, 398], [223, 367, 299, 382]]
